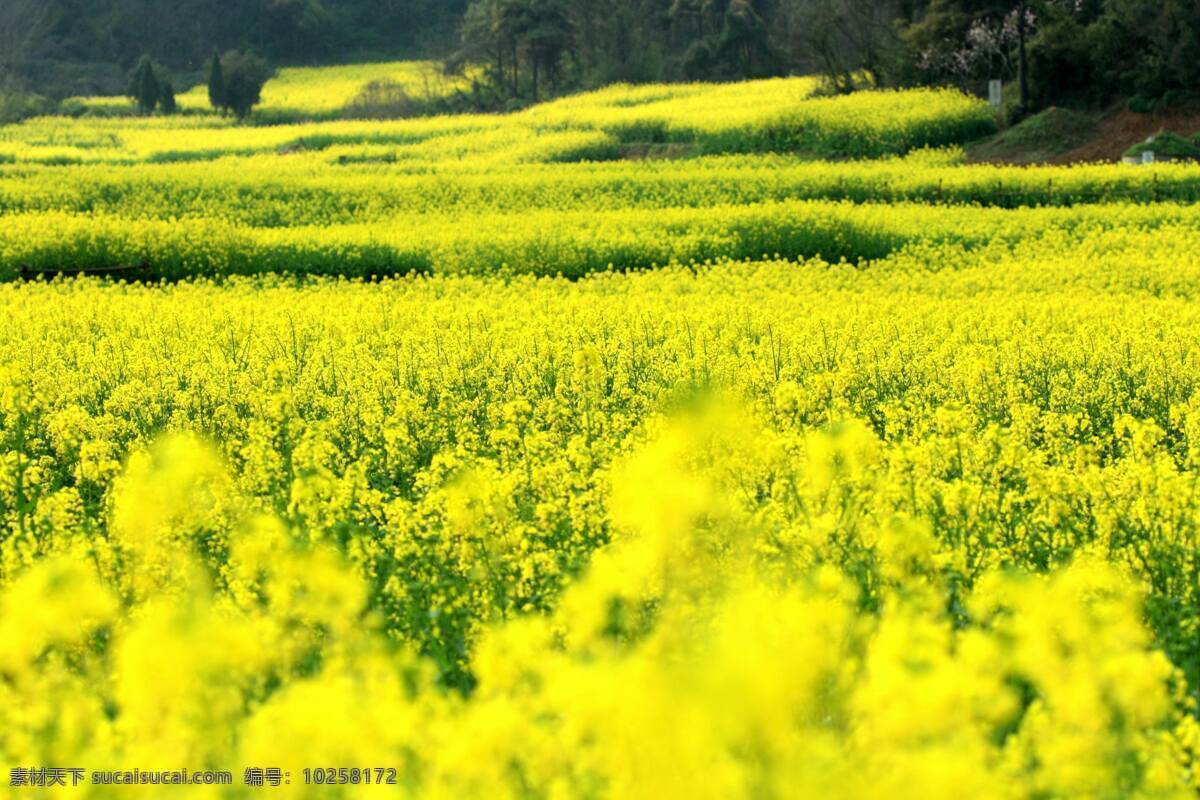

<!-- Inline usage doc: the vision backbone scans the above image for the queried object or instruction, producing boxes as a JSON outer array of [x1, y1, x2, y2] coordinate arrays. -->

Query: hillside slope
[[970, 104, 1200, 165]]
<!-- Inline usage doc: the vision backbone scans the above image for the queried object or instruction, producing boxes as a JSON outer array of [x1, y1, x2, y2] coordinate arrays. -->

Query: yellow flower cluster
[[1, 72, 1196, 281], [4, 147, 1198, 213], [3, 198, 1200, 280], [7, 75, 990, 165], [0, 252, 1198, 795]]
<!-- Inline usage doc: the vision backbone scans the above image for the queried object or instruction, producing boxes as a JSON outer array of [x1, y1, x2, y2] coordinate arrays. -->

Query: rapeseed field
[[0, 65, 1197, 798]]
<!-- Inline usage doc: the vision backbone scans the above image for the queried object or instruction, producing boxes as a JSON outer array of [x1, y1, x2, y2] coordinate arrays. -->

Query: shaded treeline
[[3, 0, 1200, 116], [450, 0, 1200, 112], [1, 0, 467, 97]]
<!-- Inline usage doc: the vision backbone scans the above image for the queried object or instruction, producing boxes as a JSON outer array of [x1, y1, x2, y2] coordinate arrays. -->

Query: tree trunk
[[512, 41, 520, 96], [1017, 0, 1029, 114]]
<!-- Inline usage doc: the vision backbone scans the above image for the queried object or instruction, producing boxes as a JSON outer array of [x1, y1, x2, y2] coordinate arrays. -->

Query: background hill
[[1, 0, 468, 99], [5, 0, 1200, 124]]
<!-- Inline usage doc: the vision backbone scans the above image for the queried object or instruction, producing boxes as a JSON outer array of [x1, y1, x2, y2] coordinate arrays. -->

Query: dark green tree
[[455, 0, 574, 102], [496, 0, 530, 96], [207, 50, 227, 114], [127, 55, 159, 114], [571, 0, 670, 84], [715, 0, 780, 79], [525, 0, 573, 101], [902, 0, 1139, 112], [159, 78, 177, 114], [1092, 0, 1200, 100], [0, 0, 57, 87], [221, 51, 271, 120]]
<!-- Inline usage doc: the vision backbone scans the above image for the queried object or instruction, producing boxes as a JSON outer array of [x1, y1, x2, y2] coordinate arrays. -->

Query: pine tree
[[159, 79, 177, 114], [138, 63, 159, 114], [128, 56, 159, 115], [207, 50, 227, 114]]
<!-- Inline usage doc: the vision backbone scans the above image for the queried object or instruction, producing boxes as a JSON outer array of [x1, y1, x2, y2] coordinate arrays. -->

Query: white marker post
[[988, 80, 1003, 107], [1142, 151, 1156, 165]]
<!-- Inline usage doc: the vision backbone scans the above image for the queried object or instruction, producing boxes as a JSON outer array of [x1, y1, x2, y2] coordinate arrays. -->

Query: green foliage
[[343, 80, 419, 120], [123, 57, 179, 116], [159, 80, 177, 115], [1128, 90, 1200, 115], [207, 51, 226, 114], [908, 0, 1200, 112], [1125, 132, 1200, 162], [128, 56, 160, 115], [218, 51, 272, 121], [12, 0, 470, 80], [454, 0, 575, 104], [11, 0, 1200, 118], [969, 106, 1095, 164], [0, 89, 50, 125], [1128, 95, 1158, 114], [1025, 13, 1095, 107], [1099, 0, 1200, 100], [15, 0, 1200, 116]]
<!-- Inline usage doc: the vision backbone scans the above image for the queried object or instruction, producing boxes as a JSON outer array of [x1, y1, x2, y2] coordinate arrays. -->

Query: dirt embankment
[[969, 104, 1200, 165], [1056, 107, 1200, 163]]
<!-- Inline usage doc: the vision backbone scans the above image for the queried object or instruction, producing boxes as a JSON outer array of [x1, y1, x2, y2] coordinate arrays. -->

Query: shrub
[[1125, 132, 1200, 162], [0, 89, 50, 124], [159, 80, 177, 115], [220, 51, 271, 121], [342, 79, 419, 120]]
